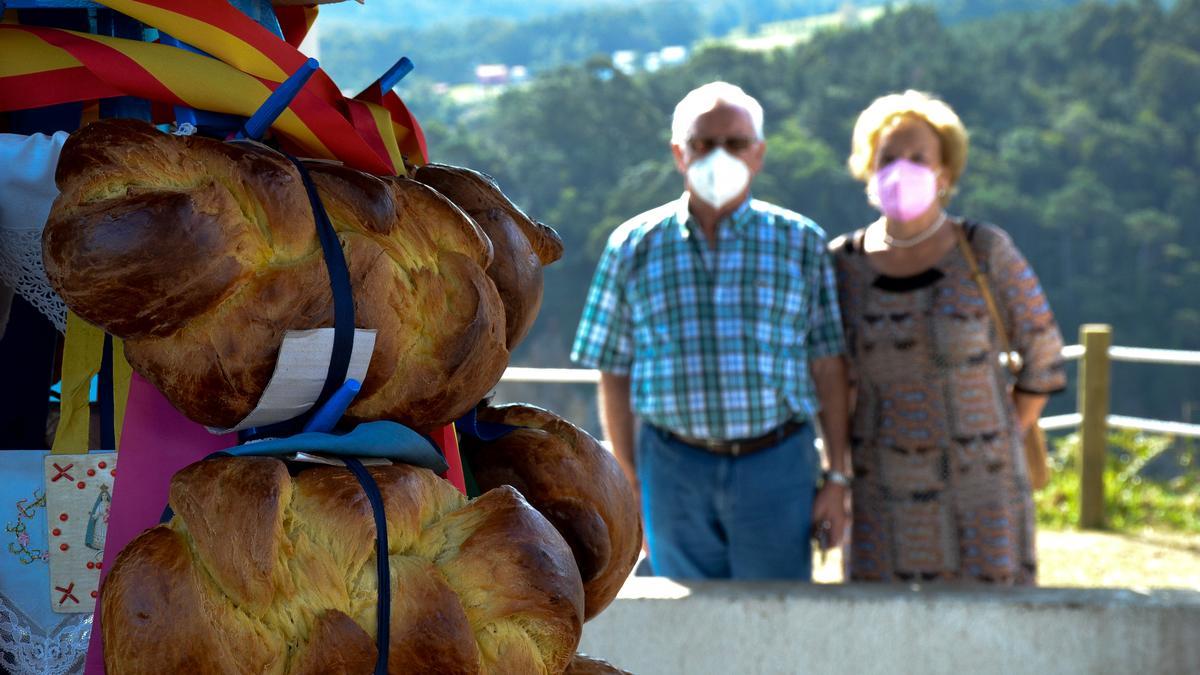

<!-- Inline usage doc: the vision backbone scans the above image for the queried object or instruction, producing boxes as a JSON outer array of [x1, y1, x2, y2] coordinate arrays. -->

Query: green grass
[[1035, 430, 1200, 533]]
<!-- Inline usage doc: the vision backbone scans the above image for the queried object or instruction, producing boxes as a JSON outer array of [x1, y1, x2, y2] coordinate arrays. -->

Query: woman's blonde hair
[[847, 90, 969, 195]]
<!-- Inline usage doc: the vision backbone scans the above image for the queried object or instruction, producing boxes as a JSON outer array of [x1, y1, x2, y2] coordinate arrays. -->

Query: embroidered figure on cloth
[[84, 484, 110, 553]]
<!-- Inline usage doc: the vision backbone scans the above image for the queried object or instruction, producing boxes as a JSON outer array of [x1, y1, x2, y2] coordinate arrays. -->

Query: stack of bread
[[44, 119, 638, 674], [44, 119, 565, 432]]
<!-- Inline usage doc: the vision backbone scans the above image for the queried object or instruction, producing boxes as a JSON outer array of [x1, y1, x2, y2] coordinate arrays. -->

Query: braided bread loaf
[[414, 164, 563, 350], [102, 457, 585, 674], [460, 404, 641, 621], [43, 119, 550, 432]]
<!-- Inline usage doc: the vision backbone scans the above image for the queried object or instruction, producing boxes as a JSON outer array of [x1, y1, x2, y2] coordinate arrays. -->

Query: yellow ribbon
[[51, 311, 131, 454]]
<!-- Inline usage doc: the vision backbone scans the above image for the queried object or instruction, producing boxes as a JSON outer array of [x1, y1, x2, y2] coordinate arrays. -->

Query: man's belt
[[661, 419, 806, 457]]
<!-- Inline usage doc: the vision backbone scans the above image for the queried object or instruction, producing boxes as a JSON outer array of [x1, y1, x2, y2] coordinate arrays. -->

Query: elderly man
[[571, 82, 852, 580]]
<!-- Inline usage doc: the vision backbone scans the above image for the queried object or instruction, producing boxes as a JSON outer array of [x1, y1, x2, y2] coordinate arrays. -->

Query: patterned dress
[[830, 221, 1066, 585]]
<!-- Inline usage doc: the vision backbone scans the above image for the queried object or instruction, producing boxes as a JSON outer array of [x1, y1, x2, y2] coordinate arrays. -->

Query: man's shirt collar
[[673, 192, 754, 240]]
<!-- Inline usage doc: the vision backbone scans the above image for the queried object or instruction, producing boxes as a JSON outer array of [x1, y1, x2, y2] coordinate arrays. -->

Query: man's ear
[[671, 143, 687, 175], [746, 141, 766, 175]]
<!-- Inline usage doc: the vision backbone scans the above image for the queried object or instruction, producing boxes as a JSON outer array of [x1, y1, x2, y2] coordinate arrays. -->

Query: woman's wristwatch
[[823, 469, 852, 487]]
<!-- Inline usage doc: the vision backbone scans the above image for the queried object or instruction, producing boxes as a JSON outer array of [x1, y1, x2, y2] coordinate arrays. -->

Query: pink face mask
[[868, 158, 939, 222]]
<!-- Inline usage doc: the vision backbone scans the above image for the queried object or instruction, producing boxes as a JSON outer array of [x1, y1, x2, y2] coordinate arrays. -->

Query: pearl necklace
[[881, 212, 948, 248]]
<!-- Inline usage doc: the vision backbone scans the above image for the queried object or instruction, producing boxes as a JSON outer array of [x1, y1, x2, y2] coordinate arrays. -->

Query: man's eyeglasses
[[687, 135, 758, 154]]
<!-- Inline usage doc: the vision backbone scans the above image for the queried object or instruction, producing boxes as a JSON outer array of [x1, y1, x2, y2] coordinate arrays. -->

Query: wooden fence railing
[[500, 324, 1200, 529]]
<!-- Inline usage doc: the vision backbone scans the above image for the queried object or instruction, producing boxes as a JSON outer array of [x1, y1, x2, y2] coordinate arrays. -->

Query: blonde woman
[[829, 91, 1066, 584]]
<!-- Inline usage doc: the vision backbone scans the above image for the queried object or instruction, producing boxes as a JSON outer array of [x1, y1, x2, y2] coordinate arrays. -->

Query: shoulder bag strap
[[953, 222, 1021, 374]]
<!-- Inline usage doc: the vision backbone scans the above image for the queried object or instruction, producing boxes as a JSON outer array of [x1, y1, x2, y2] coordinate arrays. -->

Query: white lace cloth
[[0, 592, 90, 675], [0, 227, 68, 333], [0, 132, 71, 333]]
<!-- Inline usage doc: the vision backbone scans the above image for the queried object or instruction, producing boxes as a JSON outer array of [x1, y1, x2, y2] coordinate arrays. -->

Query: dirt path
[[812, 528, 1200, 588], [1036, 528, 1200, 588]]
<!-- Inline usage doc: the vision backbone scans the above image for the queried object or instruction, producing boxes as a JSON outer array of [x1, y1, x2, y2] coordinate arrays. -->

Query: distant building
[[613, 50, 638, 75], [659, 45, 687, 66], [609, 45, 689, 76], [510, 65, 529, 83], [475, 64, 509, 86]]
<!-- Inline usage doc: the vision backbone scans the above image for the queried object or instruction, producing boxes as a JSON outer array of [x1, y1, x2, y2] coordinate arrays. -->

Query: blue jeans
[[637, 421, 819, 580]]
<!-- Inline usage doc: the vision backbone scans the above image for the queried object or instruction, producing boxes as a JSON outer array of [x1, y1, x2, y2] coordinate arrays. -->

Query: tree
[[331, 1, 1200, 426]]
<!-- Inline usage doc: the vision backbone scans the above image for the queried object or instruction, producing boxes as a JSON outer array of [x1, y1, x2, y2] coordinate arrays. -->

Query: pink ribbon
[[84, 373, 235, 674]]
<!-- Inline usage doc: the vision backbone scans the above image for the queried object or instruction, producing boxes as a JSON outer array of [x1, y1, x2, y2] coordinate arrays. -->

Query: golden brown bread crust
[[565, 654, 634, 675], [460, 403, 641, 621], [289, 610, 378, 675], [415, 164, 564, 349], [102, 458, 584, 674], [44, 119, 508, 432], [100, 525, 289, 674]]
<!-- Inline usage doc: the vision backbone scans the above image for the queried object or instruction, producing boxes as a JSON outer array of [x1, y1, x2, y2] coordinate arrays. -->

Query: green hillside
[[388, 0, 1200, 434], [318, 0, 1089, 33], [317, 0, 641, 30], [317, 1, 1089, 89]]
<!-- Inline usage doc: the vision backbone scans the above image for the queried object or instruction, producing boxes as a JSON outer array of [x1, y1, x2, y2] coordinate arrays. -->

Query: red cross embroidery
[[56, 583, 79, 605], [51, 463, 75, 482]]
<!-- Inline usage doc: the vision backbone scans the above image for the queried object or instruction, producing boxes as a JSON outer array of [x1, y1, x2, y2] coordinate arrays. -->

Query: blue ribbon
[[453, 406, 523, 498], [455, 406, 521, 443], [245, 154, 355, 440], [235, 422, 447, 473], [343, 457, 391, 675], [291, 153, 356, 428]]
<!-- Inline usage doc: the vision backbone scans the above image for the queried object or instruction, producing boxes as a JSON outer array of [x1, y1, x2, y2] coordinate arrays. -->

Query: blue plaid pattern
[[572, 194, 845, 441]]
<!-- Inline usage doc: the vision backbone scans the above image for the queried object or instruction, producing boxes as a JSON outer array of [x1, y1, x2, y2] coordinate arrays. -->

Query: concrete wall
[[578, 578, 1200, 675]]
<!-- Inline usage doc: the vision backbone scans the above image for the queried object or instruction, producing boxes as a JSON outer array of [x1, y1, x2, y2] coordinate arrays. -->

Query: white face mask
[[686, 147, 751, 209]]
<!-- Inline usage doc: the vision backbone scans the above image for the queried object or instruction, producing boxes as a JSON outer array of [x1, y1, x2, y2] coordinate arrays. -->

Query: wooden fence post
[[1079, 324, 1112, 529]]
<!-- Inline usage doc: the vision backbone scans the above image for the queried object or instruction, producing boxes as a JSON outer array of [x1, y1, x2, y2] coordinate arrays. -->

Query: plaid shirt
[[571, 194, 845, 441]]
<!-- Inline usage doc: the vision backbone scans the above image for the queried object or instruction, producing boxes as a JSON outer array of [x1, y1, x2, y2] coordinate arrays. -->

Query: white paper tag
[[207, 328, 376, 433]]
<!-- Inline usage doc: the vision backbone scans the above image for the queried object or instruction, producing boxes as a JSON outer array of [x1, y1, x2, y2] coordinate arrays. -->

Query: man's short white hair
[[671, 81, 764, 145]]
